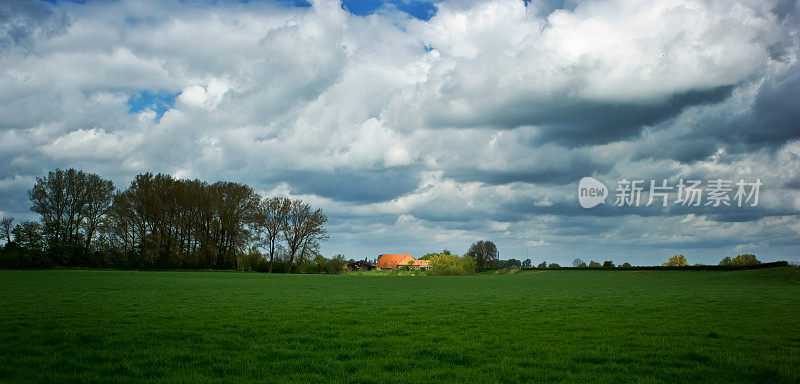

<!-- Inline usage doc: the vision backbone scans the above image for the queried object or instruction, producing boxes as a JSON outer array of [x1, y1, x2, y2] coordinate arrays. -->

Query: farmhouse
[[375, 254, 429, 270]]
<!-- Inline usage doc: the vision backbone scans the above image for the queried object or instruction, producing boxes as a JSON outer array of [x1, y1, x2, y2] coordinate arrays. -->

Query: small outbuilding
[[410, 259, 429, 270], [346, 261, 375, 271]]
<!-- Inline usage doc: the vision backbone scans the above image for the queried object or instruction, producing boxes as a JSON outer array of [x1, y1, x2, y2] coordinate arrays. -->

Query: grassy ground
[[1, 268, 799, 383]]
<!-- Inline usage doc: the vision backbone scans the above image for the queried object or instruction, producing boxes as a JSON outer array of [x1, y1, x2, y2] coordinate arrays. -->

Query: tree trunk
[[268, 237, 275, 274]]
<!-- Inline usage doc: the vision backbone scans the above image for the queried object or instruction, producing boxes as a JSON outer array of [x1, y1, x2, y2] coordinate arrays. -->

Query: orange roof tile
[[376, 254, 414, 269]]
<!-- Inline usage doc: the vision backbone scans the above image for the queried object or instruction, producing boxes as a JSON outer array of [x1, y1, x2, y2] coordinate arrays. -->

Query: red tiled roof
[[376, 254, 414, 269]]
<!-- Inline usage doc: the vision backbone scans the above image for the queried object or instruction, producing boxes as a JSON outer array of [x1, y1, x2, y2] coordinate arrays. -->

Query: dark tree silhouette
[[0, 217, 13, 244], [465, 240, 499, 271]]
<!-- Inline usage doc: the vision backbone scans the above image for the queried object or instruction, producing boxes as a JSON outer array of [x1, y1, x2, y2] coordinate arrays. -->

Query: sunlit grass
[[1, 268, 798, 383]]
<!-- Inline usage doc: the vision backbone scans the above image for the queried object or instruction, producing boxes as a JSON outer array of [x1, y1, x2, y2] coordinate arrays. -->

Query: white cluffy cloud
[[178, 80, 229, 110]]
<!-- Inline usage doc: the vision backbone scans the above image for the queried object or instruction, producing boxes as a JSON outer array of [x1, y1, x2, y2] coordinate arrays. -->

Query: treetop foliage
[[662, 254, 689, 267], [731, 254, 760, 266]]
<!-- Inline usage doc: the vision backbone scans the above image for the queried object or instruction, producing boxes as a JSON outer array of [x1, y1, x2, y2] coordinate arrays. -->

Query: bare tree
[[282, 199, 327, 273], [1, 216, 13, 244], [258, 197, 290, 273]]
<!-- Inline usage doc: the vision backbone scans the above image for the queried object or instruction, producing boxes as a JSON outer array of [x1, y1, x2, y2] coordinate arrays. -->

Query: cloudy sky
[[1, 0, 798, 265]]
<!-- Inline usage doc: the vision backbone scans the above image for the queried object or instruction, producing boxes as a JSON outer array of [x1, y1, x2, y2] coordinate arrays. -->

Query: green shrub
[[732, 254, 760, 266], [240, 247, 266, 271], [428, 253, 476, 276], [325, 254, 347, 274], [662, 254, 689, 267]]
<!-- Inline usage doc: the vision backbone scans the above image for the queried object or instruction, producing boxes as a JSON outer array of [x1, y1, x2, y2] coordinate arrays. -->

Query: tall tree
[[28, 169, 67, 244], [211, 181, 261, 269], [282, 199, 327, 273], [465, 240, 499, 271], [83, 174, 114, 251], [258, 197, 290, 273], [0, 216, 13, 244], [28, 168, 113, 249]]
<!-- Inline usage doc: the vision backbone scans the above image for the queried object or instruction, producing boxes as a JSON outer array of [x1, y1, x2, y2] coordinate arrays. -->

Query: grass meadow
[[1, 268, 799, 383]]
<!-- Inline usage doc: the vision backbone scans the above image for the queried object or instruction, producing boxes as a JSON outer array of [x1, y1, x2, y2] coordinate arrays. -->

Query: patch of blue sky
[[240, 0, 312, 6], [42, 0, 437, 20], [42, 0, 311, 6], [341, 0, 438, 21], [40, 0, 86, 4], [127, 90, 178, 121]]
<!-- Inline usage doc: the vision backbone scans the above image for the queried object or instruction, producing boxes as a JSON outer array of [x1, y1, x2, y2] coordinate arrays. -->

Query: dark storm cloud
[[407, 204, 480, 222], [0, 0, 68, 53], [0, 182, 32, 216], [630, 126, 727, 164], [497, 187, 798, 223], [635, 137, 720, 164], [726, 68, 800, 147], [444, 157, 612, 187], [498, 198, 647, 219], [631, 65, 800, 165], [772, 0, 800, 23], [629, 64, 797, 164], [265, 167, 421, 203], [429, 86, 735, 146]]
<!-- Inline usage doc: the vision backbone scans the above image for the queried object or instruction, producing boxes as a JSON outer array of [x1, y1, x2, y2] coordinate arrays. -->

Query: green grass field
[[1, 268, 799, 383]]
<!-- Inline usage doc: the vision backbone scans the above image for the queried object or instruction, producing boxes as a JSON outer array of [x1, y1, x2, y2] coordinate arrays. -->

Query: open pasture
[[1, 268, 799, 383]]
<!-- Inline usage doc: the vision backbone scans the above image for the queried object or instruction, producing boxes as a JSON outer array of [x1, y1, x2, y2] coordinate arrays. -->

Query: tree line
[[0, 169, 327, 272]]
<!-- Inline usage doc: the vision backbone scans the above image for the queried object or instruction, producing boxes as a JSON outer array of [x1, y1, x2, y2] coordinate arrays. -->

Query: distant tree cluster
[[720, 254, 760, 266], [0, 169, 329, 272], [568, 259, 633, 268]]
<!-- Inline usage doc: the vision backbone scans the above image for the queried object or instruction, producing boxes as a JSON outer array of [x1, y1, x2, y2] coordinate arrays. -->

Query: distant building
[[346, 261, 375, 271], [410, 259, 429, 270], [375, 254, 429, 270]]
